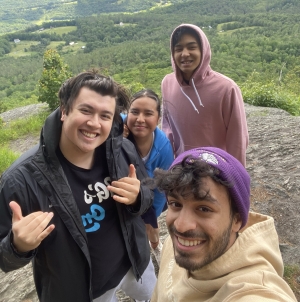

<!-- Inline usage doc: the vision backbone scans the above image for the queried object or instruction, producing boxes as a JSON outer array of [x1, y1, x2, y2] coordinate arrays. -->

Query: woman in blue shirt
[[122, 89, 174, 264]]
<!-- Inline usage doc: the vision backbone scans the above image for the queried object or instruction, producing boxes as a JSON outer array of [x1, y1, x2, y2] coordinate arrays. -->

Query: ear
[[232, 213, 243, 233], [60, 107, 66, 121]]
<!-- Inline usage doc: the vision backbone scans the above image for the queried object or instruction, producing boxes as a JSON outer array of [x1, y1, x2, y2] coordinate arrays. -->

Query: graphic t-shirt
[[57, 146, 131, 298]]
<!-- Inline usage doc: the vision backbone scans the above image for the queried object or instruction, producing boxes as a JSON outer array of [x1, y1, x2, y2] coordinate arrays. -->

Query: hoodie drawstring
[[192, 78, 204, 108], [180, 78, 204, 114]]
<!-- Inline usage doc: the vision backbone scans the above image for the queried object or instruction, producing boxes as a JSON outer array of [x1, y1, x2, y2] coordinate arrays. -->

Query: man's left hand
[[107, 164, 140, 205]]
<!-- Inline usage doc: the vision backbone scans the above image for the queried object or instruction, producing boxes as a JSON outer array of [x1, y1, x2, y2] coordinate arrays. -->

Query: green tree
[[38, 49, 72, 110]]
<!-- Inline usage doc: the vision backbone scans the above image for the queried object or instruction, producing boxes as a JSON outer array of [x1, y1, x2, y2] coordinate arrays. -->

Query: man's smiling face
[[166, 176, 242, 271], [60, 87, 115, 160], [173, 33, 201, 81]]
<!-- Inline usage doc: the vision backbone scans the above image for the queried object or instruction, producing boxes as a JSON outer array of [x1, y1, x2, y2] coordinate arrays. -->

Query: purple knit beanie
[[169, 147, 250, 228]]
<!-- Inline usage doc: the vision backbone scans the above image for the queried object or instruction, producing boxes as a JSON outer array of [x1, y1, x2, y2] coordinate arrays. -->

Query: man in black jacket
[[0, 71, 155, 302]]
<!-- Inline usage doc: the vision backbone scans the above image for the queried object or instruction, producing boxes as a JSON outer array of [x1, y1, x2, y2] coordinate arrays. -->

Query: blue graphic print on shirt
[[81, 177, 112, 233]]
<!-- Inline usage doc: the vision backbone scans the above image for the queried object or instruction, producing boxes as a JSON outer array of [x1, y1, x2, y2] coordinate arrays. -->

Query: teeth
[[82, 131, 97, 138], [178, 237, 202, 246]]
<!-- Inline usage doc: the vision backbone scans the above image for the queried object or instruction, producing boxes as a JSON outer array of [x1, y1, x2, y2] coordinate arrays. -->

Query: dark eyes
[[174, 48, 182, 52], [79, 109, 111, 120], [101, 114, 112, 120], [167, 201, 182, 208], [167, 201, 212, 213], [174, 46, 198, 52], [129, 110, 153, 116], [80, 108, 91, 114], [198, 207, 211, 212]]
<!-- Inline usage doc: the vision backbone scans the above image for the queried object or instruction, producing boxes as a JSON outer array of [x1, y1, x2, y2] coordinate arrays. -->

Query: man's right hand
[[9, 201, 55, 253]]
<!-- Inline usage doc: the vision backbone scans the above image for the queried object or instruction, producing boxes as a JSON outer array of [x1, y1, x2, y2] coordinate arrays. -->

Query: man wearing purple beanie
[[151, 147, 296, 302]]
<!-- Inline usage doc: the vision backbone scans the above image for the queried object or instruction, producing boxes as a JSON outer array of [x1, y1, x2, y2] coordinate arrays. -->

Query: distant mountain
[[1, 0, 300, 35], [0, 0, 186, 34]]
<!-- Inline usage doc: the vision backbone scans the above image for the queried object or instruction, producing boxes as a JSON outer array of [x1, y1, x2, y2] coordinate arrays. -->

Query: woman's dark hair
[[58, 69, 130, 123], [171, 26, 202, 52], [130, 89, 161, 117]]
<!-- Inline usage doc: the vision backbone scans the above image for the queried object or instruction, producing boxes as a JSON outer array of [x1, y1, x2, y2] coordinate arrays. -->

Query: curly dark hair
[[58, 69, 130, 123], [152, 155, 238, 215]]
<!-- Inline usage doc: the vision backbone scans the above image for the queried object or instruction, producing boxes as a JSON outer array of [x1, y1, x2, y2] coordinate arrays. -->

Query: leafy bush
[[241, 77, 300, 116]]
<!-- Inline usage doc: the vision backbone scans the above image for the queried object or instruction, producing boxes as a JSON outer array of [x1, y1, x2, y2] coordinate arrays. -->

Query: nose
[[87, 115, 100, 127], [136, 113, 145, 122], [181, 47, 190, 57], [173, 208, 197, 234]]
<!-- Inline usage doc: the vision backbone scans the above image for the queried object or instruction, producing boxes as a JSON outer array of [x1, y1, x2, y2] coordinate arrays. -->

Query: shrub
[[241, 79, 300, 116]]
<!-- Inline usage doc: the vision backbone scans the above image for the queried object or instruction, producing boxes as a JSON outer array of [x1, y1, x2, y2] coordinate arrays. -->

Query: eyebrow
[[174, 41, 198, 48], [130, 108, 155, 113], [201, 194, 219, 204], [78, 104, 114, 116], [168, 192, 219, 205]]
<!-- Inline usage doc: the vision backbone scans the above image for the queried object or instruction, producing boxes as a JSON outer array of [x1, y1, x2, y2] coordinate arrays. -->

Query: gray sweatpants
[[94, 259, 156, 302]]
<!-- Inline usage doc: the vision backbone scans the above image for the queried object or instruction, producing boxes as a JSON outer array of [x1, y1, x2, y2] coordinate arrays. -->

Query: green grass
[[7, 41, 40, 57], [2, 95, 40, 111], [0, 146, 20, 174], [0, 111, 49, 174], [11, 41, 40, 51], [4, 112, 48, 139], [47, 41, 65, 49], [284, 265, 300, 300], [7, 29, 85, 58]]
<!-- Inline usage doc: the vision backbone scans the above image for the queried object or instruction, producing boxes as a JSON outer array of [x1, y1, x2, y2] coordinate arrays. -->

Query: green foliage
[[0, 0, 300, 116], [0, 111, 49, 145], [0, 146, 20, 175], [0, 100, 7, 114], [283, 63, 300, 96], [0, 110, 49, 174], [38, 49, 72, 110], [0, 38, 12, 56], [241, 72, 300, 116]]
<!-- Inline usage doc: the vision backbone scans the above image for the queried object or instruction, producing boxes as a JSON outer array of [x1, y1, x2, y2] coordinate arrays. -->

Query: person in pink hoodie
[[161, 24, 249, 166]]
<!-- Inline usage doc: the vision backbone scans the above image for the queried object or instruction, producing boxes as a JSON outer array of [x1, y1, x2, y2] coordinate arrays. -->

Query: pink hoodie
[[162, 24, 249, 166]]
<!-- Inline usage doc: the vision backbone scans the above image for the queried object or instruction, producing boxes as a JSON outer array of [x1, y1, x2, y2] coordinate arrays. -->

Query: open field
[[35, 25, 77, 35]]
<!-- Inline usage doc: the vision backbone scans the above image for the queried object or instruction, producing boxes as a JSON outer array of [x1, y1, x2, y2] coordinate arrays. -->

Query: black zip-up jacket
[[0, 108, 153, 302]]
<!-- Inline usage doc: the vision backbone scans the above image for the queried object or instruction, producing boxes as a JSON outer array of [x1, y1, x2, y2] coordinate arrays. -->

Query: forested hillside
[[0, 0, 185, 34], [1, 0, 300, 34], [0, 0, 300, 114]]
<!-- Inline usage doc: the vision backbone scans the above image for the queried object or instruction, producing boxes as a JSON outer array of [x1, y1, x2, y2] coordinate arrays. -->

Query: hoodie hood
[[169, 24, 212, 111], [170, 23, 212, 86]]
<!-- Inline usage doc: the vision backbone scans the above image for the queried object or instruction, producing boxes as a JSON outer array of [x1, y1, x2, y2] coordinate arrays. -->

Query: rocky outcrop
[[0, 103, 299, 301], [245, 104, 300, 266]]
